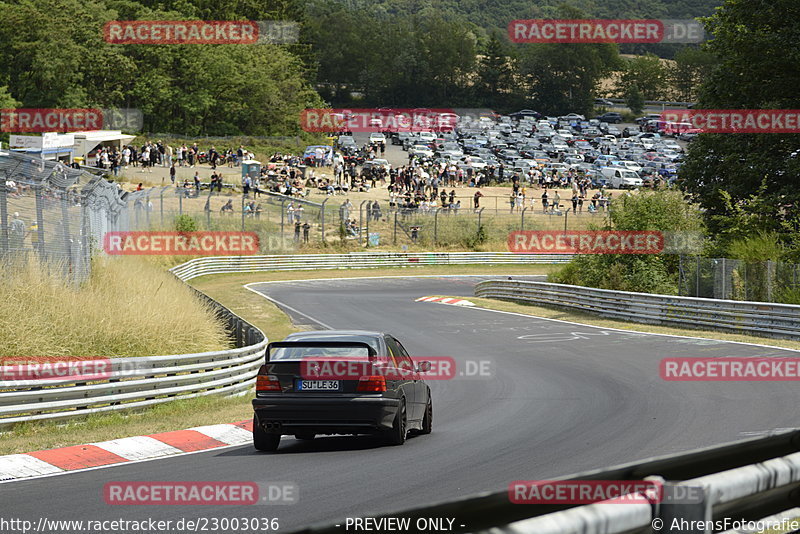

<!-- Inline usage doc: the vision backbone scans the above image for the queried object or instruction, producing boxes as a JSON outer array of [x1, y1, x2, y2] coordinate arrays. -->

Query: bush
[[548, 189, 705, 294], [465, 225, 488, 249], [175, 214, 198, 233]]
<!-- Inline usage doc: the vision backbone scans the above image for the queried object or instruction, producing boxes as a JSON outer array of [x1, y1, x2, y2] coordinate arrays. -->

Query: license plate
[[296, 380, 340, 391]]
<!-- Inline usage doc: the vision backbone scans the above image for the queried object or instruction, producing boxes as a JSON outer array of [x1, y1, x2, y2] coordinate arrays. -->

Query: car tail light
[[356, 375, 386, 392], [256, 374, 281, 392]]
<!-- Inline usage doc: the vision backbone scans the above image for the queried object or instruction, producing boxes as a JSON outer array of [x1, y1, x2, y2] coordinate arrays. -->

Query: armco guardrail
[[169, 252, 573, 282], [475, 280, 800, 341], [0, 252, 563, 428], [291, 429, 800, 534], [0, 286, 267, 429]]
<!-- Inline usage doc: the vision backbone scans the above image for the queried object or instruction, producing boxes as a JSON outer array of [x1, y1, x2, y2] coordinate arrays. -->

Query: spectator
[[473, 190, 483, 209], [9, 212, 25, 250], [302, 222, 310, 243]]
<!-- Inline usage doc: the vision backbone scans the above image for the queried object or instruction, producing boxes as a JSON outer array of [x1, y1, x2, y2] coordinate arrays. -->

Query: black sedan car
[[252, 330, 433, 452], [597, 112, 623, 123]]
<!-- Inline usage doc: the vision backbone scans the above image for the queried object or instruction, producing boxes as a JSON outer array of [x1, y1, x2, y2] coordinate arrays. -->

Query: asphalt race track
[[4, 275, 799, 532]]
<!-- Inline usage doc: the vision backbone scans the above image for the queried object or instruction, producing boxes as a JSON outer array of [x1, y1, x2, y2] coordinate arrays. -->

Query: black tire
[[615, 118, 622, 124], [420, 396, 433, 435], [253, 417, 281, 452], [295, 432, 316, 441], [385, 399, 407, 445]]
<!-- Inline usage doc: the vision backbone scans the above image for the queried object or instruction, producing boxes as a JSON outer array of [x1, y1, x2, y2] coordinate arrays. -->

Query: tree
[[679, 0, 800, 239], [625, 84, 644, 115], [670, 46, 716, 102], [476, 33, 515, 108], [0, 86, 19, 108], [615, 53, 669, 101], [517, 5, 621, 116]]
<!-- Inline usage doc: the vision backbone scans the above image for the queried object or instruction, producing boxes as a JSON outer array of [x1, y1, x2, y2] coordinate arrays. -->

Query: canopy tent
[[72, 130, 136, 161]]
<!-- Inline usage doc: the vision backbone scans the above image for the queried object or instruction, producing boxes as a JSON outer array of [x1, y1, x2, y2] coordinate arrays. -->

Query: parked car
[[601, 167, 643, 189], [597, 112, 623, 124]]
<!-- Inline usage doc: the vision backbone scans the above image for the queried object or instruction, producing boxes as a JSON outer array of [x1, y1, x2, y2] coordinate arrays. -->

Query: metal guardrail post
[[320, 198, 329, 243], [359, 200, 368, 247], [696, 256, 700, 297], [393, 211, 398, 245], [0, 174, 8, 254], [59, 187, 72, 278], [767, 260, 774, 302], [241, 194, 246, 232], [34, 182, 46, 262], [520, 206, 528, 231], [145, 190, 151, 228], [477, 207, 484, 229], [564, 207, 570, 235], [280, 198, 286, 241], [365, 207, 370, 247], [434, 208, 440, 245], [656, 480, 711, 534]]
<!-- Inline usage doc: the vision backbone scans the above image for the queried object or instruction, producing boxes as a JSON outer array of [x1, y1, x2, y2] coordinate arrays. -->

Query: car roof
[[285, 330, 385, 340]]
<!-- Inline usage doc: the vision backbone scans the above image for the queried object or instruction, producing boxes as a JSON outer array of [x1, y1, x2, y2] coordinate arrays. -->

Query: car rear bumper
[[252, 396, 400, 435]]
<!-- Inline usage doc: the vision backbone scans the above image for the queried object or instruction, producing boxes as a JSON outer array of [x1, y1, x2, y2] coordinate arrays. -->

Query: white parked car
[[410, 145, 434, 158], [601, 167, 643, 189], [369, 132, 386, 144], [462, 156, 488, 170], [618, 160, 642, 172]]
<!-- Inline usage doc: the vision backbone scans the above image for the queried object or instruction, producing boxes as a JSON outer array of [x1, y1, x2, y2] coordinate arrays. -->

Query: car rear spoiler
[[265, 341, 377, 362]]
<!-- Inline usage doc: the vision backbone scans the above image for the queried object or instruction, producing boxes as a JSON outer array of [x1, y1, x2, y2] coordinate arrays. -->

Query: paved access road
[[4, 275, 798, 533]]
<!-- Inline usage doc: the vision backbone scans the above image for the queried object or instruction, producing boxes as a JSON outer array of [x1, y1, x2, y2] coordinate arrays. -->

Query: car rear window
[[269, 335, 381, 361]]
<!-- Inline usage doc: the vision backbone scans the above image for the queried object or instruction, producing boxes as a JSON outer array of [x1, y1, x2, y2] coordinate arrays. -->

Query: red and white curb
[[415, 296, 475, 307], [0, 420, 253, 483]]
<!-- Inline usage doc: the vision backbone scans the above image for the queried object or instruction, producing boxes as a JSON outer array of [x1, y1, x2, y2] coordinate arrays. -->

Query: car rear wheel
[[420, 397, 433, 435], [253, 417, 281, 452], [385, 399, 407, 446]]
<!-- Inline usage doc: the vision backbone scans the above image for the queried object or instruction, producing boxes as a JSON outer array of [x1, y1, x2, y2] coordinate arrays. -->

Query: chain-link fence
[[678, 256, 800, 303], [336, 202, 610, 248], [0, 147, 617, 280], [0, 151, 128, 282]]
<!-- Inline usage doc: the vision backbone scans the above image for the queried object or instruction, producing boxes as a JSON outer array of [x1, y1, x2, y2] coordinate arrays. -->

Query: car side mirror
[[416, 361, 432, 373]]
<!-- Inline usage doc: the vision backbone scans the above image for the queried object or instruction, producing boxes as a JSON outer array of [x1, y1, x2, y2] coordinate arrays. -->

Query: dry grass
[[0, 257, 230, 360]]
